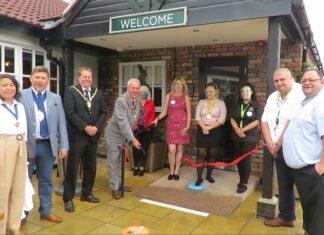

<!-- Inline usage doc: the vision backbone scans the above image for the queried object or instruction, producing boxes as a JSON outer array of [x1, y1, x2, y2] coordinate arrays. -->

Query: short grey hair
[[127, 78, 141, 87], [139, 85, 151, 99]]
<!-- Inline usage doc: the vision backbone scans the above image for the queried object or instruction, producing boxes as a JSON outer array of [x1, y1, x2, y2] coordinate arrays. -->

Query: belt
[[36, 138, 50, 144], [0, 134, 23, 141]]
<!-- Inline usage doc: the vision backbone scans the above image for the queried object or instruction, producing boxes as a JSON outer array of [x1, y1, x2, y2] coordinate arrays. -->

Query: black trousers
[[233, 140, 257, 184], [275, 149, 296, 221], [133, 128, 154, 168], [63, 141, 98, 201], [293, 165, 324, 235]]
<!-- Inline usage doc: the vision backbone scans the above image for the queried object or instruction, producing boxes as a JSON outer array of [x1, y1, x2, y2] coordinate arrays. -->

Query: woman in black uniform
[[230, 83, 263, 193]]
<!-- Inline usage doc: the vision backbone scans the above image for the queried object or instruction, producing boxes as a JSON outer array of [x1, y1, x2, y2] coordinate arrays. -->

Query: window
[[0, 45, 16, 74], [119, 61, 166, 111], [21, 50, 45, 89], [50, 61, 59, 93], [1, 42, 59, 93], [22, 50, 32, 89]]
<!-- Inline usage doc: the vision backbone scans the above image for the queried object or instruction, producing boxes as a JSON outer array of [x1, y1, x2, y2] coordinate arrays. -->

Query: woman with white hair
[[132, 85, 155, 176]]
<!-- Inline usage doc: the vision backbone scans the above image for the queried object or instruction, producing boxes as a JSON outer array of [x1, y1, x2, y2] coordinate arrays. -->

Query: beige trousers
[[0, 134, 27, 234]]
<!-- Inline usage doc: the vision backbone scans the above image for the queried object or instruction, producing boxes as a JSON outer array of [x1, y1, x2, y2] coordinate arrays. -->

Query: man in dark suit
[[63, 67, 107, 212], [20, 66, 69, 223]]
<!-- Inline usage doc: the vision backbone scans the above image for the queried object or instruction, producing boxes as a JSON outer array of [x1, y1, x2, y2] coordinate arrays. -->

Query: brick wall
[[97, 40, 303, 176]]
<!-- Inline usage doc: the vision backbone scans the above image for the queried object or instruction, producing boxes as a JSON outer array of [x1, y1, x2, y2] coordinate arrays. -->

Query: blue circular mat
[[187, 182, 207, 191]]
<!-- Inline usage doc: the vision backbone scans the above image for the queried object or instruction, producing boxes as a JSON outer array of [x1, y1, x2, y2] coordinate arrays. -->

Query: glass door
[[199, 57, 248, 166]]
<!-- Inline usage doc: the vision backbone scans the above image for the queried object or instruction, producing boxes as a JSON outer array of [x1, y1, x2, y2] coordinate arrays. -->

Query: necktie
[[84, 90, 90, 100], [37, 92, 49, 138]]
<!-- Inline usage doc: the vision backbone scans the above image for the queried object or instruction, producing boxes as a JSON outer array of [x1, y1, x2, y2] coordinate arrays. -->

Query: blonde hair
[[31, 66, 49, 77], [78, 67, 93, 77], [171, 77, 188, 95], [204, 82, 219, 99]]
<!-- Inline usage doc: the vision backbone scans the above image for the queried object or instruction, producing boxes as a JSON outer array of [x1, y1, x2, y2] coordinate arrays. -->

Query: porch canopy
[[49, 0, 322, 218]]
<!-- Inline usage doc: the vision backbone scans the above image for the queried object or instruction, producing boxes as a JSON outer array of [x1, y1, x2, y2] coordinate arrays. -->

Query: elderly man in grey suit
[[20, 66, 69, 223], [105, 78, 141, 199]]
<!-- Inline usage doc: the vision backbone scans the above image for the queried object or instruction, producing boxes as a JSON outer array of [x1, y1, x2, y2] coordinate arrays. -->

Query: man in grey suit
[[105, 78, 141, 199], [20, 66, 69, 223]]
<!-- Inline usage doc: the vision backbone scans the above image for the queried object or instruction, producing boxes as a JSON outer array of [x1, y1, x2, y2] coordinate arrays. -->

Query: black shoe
[[236, 184, 247, 193], [167, 174, 174, 180], [64, 200, 75, 212], [80, 194, 100, 203], [195, 178, 203, 186], [206, 176, 215, 183], [133, 169, 139, 176], [173, 175, 180, 181], [138, 170, 144, 177]]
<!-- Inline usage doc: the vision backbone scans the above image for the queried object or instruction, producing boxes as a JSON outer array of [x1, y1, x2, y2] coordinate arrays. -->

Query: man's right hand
[[266, 140, 277, 157], [84, 125, 97, 136], [131, 138, 141, 149]]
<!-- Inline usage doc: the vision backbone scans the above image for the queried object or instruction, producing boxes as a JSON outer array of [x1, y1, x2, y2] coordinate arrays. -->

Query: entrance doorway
[[199, 56, 248, 163]]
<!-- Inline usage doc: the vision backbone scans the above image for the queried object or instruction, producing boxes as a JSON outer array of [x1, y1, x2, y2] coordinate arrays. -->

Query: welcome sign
[[109, 7, 187, 34]]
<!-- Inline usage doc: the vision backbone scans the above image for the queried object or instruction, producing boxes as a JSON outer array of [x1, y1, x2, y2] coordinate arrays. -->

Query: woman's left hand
[[180, 127, 189, 135]]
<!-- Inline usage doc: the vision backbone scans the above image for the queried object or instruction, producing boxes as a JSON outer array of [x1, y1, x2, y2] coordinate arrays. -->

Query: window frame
[[0, 42, 59, 93], [118, 60, 166, 112]]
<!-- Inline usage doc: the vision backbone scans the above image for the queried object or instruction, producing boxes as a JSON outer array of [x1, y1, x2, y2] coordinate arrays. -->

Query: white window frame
[[0, 42, 59, 93], [119, 60, 166, 112], [50, 61, 60, 94]]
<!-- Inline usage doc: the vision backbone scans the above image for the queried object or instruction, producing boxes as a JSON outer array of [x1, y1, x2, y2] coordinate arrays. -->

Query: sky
[[304, 0, 324, 65]]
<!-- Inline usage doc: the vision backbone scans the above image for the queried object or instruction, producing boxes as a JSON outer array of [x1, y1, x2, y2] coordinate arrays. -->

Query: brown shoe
[[264, 217, 293, 227], [112, 190, 121, 199], [40, 213, 63, 223], [123, 186, 132, 192], [20, 218, 27, 227], [8, 229, 24, 235]]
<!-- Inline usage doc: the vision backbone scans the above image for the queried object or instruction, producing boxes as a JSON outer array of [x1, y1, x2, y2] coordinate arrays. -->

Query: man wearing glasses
[[261, 68, 304, 227], [283, 69, 324, 235]]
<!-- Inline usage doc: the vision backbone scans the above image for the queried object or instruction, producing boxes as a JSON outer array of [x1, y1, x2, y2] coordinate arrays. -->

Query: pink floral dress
[[166, 95, 190, 145]]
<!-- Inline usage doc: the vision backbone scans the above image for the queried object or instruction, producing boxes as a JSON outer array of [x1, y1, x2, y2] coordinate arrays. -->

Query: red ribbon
[[120, 145, 128, 167], [181, 143, 264, 167]]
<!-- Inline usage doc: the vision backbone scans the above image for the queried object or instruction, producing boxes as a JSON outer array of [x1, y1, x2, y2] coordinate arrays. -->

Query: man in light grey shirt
[[283, 69, 324, 235]]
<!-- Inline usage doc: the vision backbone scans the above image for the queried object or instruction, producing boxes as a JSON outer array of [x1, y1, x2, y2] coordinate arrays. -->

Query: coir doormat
[[133, 166, 259, 216]]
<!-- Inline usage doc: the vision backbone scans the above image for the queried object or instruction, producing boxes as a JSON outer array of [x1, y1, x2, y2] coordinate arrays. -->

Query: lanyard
[[1, 103, 18, 120], [207, 99, 216, 114], [32, 92, 46, 110], [239, 103, 249, 128]]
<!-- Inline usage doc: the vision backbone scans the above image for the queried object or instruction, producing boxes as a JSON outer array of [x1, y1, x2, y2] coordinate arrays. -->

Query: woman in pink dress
[[153, 78, 191, 180]]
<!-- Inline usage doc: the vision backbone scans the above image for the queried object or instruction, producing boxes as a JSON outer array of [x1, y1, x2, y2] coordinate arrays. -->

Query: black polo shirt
[[229, 100, 263, 142]]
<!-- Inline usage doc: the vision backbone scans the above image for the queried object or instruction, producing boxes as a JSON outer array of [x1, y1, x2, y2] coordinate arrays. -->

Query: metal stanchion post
[[119, 143, 126, 198]]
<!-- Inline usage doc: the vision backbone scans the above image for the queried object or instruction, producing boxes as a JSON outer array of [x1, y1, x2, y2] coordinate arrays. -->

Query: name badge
[[246, 111, 252, 117], [206, 114, 212, 119], [170, 100, 176, 105], [37, 110, 45, 121]]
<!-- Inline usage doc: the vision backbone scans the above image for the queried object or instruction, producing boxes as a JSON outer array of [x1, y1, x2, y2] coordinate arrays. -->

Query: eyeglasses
[[301, 79, 321, 84]]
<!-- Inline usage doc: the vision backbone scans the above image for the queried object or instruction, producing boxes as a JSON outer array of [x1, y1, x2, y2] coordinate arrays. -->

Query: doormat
[[134, 166, 259, 216]]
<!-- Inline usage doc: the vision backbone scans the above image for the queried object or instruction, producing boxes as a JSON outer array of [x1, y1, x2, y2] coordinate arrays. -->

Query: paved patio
[[21, 158, 304, 234]]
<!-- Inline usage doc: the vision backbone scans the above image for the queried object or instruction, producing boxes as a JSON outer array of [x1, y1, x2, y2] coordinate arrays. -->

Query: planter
[[127, 141, 167, 173]]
